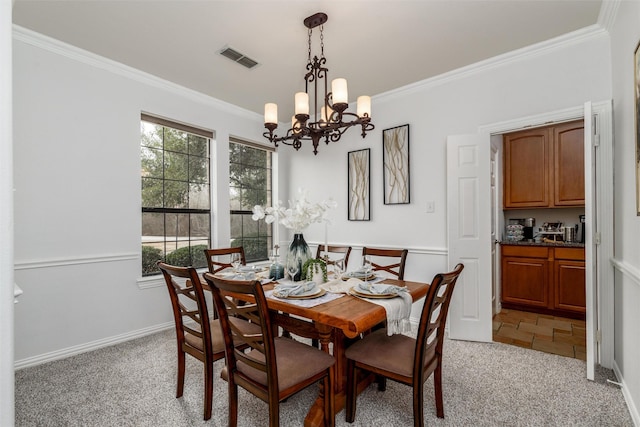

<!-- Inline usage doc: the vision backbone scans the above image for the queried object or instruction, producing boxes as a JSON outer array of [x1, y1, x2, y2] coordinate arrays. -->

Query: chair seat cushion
[[228, 337, 335, 392], [185, 317, 261, 354], [345, 329, 428, 378]]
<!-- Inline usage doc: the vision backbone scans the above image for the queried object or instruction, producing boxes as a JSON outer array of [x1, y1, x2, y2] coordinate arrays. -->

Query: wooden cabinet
[[553, 247, 586, 314], [503, 120, 584, 209], [501, 246, 550, 308], [501, 245, 585, 318]]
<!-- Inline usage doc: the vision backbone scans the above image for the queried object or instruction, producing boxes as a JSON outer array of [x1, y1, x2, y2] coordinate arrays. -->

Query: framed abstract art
[[348, 148, 370, 221], [383, 124, 410, 204]]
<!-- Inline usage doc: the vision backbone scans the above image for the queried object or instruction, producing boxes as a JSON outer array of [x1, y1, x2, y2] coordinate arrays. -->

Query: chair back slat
[[414, 263, 464, 380], [203, 273, 278, 391], [204, 247, 246, 274], [316, 244, 352, 269], [362, 247, 408, 279]]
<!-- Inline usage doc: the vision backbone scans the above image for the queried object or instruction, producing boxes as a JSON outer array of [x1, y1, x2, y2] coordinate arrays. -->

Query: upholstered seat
[[345, 264, 464, 427], [204, 273, 336, 427]]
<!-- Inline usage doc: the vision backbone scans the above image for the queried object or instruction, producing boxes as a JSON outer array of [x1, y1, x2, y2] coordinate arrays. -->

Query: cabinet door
[[554, 260, 586, 313], [553, 121, 585, 206], [501, 256, 549, 307], [503, 128, 550, 208]]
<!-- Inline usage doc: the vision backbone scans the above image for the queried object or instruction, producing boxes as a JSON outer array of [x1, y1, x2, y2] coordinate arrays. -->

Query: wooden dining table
[[257, 278, 430, 427]]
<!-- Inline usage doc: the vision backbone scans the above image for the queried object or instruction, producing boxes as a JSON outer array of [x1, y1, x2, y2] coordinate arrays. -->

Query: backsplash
[[503, 207, 585, 237]]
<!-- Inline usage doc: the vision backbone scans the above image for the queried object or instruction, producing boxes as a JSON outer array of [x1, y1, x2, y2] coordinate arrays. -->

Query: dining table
[[230, 276, 430, 427]]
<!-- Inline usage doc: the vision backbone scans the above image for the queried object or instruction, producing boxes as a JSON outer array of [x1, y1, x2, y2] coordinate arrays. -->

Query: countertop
[[501, 240, 585, 248]]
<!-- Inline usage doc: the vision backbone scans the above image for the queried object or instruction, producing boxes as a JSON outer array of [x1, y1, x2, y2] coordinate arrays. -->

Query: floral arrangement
[[252, 188, 337, 233]]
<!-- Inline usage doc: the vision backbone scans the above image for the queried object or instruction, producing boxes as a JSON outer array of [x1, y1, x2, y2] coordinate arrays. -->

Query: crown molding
[[374, 24, 609, 105], [597, 0, 621, 33], [12, 25, 263, 123]]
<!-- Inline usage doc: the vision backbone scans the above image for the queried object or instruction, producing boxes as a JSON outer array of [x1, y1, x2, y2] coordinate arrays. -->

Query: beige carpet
[[15, 329, 632, 426]]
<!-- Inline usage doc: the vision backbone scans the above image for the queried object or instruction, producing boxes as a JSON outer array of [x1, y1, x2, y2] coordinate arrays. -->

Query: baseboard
[[15, 321, 174, 370], [613, 360, 640, 426]]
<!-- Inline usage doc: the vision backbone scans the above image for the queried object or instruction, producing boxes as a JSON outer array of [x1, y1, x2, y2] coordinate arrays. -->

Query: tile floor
[[493, 308, 586, 360]]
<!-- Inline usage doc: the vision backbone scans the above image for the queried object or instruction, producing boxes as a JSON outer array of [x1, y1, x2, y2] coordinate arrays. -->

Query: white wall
[[284, 31, 612, 280], [12, 28, 266, 364], [1, 1, 15, 425], [609, 1, 640, 423]]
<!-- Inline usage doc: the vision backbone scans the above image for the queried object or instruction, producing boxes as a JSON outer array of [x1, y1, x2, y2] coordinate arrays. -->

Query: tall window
[[140, 114, 212, 276], [229, 138, 273, 263]]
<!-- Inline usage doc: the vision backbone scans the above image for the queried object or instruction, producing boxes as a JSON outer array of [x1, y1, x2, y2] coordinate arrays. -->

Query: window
[[229, 138, 273, 263], [140, 114, 212, 276]]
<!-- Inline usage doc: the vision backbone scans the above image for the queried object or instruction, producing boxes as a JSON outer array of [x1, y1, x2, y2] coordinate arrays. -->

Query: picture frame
[[635, 41, 640, 215], [383, 124, 410, 204], [348, 148, 370, 221]]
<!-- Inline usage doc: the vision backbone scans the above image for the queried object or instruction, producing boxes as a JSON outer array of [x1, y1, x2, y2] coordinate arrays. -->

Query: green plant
[[301, 258, 327, 281], [165, 244, 208, 269], [141, 246, 163, 276]]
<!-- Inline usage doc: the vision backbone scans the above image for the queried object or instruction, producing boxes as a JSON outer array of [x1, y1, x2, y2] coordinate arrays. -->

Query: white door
[[447, 134, 493, 342], [490, 137, 502, 315], [584, 102, 596, 381]]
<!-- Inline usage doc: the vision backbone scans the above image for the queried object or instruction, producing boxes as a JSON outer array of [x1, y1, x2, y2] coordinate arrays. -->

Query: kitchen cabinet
[[501, 244, 585, 318], [503, 120, 584, 209]]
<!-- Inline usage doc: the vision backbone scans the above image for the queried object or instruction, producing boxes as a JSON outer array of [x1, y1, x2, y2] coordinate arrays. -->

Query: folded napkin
[[349, 279, 412, 336], [273, 281, 317, 297], [355, 283, 408, 295]]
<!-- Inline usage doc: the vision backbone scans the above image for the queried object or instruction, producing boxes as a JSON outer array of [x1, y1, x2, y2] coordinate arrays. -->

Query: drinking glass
[[230, 253, 242, 273], [362, 255, 373, 287], [334, 258, 345, 280], [286, 257, 299, 283]]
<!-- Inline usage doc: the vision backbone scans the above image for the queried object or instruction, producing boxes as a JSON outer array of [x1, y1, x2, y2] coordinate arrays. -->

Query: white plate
[[273, 287, 326, 299], [342, 271, 376, 281]]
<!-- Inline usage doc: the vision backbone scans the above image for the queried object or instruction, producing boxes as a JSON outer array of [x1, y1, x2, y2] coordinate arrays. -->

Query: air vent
[[219, 47, 259, 69]]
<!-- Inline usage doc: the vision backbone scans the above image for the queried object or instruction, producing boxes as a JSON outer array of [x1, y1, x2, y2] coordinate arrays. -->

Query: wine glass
[[286, 257, 299, 283], [230, 253, 242, 274], [362, 255, 373, 287], [333, 258, 344, 280]]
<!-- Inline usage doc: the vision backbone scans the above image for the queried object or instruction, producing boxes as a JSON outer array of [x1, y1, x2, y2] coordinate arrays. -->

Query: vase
[[287, 233, 312, 282]]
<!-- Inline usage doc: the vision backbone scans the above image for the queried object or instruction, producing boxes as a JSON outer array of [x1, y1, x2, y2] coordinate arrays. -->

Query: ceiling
[[12, 1, 603, 119]]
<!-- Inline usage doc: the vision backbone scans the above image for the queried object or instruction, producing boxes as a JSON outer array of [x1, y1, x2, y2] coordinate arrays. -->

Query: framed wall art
[[635, 41, 640, 215], [383, 124, 410, 204], [348, 148, 370, 221]]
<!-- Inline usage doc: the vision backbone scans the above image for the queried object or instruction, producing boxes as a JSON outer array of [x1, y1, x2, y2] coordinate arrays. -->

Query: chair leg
[[434, 364, 444, 418], [324, 366, 335, 427], [377, 375, 387, 391], [228, 381, 238, 427], [176, 349, 185, 398], [268, 399, 279, 427], [413, 379, 425, 427], [345, 359, 357, 423], [203, 360, 213, 420]]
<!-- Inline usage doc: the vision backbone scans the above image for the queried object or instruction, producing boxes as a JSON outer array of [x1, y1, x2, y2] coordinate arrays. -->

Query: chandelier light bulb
[[357, 96, 371, 118], [264, 103, 278, 124], [332, 78, 348, 105], [295, 92, 310, 115]]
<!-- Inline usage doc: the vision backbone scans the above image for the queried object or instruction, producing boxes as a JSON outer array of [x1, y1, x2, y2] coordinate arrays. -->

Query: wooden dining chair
[[316, 244, 352, 269], [361, 247, 408, 279], [157, 261, 259, 421], [344, 263, 464, 427], [204, 246, 246, 274], [203, 273, 336, 427]]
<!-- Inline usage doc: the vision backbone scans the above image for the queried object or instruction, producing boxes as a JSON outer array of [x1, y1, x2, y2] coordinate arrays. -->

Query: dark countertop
[[501, 240, 585, 248]]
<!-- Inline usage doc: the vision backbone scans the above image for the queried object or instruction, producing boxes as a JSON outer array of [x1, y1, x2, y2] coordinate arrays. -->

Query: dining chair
[[157, 261, 259, 421], [204, 246, 246, 274], [361, 247, 408, 280], [344, 263, 464, 427], [316, 244, 352, 270], [203, 273, 336, 427]]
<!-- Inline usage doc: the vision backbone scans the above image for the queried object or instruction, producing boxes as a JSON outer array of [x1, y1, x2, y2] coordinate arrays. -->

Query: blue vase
[[287, 233, 311, 282]]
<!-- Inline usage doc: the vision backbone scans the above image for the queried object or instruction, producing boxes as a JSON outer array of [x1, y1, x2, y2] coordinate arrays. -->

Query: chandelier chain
[[320, 25, 324, 58], [307, 28, 312, 63]]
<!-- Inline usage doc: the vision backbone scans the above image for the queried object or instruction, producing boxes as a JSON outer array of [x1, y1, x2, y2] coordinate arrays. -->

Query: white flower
[[252, 188, 337, 233]]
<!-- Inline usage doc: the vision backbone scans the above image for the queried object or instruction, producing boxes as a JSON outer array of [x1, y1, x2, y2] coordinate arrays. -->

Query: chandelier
[[263, 12, 374, 155]]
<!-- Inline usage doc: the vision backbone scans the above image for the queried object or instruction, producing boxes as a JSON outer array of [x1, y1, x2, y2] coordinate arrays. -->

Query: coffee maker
[[524, 217, 535, 241], [576, 214, 586, 243]]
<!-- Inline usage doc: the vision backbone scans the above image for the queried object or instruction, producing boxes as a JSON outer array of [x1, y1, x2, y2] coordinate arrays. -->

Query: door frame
[[478, 101, 615, 370]]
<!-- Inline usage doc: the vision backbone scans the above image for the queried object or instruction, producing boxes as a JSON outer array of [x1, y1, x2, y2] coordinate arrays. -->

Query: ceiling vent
[[219, 46, 259, 69]]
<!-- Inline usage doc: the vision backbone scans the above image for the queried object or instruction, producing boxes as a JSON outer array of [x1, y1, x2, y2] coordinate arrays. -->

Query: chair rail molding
[[611, 258, 640, 288], [14, 252, 139, 270]]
